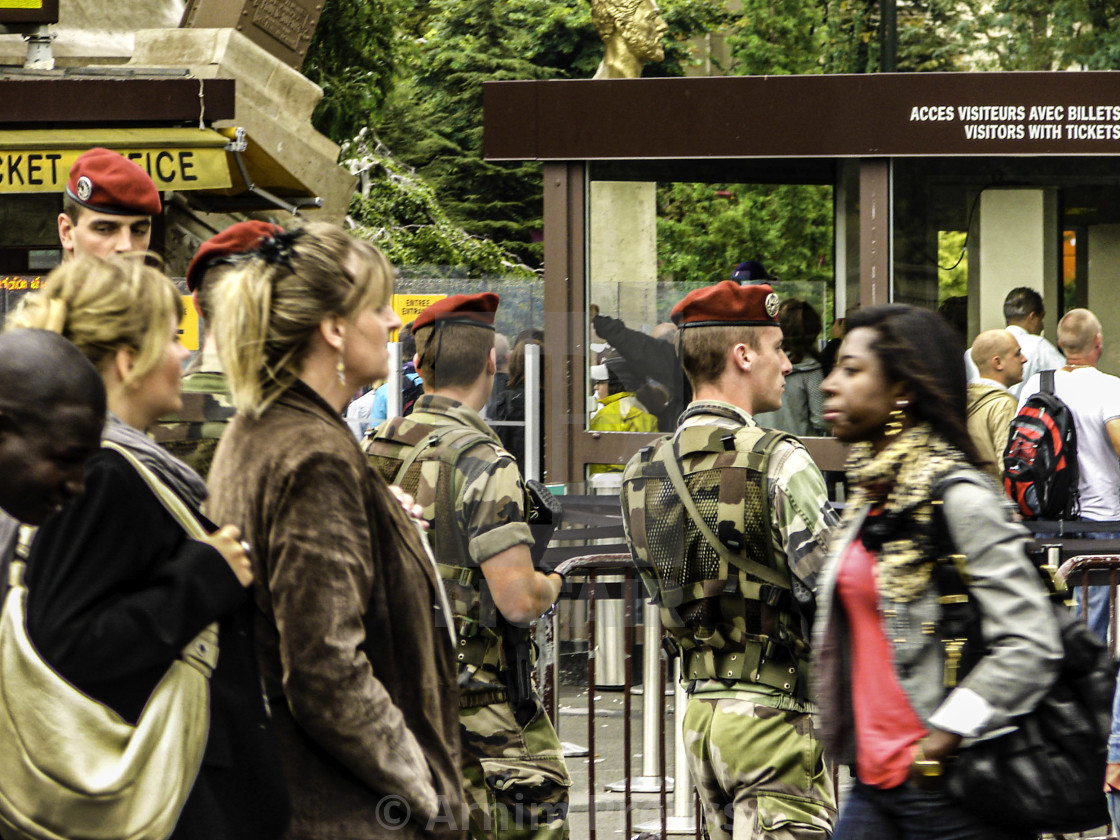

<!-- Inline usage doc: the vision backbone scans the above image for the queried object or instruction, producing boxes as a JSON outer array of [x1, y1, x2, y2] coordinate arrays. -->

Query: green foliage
[[726, 0, 827, 75], [656, 182, 834, 289], [969, 0, 1120, 70], [303, 0, 410, 142], [937, 230, 969, 301], [894, 0, 981, 72], [343, 132, 537, 278], [376, 0, 558, 267]]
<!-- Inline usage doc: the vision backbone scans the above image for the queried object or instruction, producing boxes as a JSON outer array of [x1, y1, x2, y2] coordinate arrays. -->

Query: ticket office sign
[[0, 147, 230, 194]]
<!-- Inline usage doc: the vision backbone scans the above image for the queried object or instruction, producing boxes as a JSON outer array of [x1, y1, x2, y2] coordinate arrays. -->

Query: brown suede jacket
[[207, 381, 464, 840]]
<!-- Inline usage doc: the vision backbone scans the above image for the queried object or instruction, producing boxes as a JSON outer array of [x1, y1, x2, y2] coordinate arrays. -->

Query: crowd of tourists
[[0, 146, 1115, 840]]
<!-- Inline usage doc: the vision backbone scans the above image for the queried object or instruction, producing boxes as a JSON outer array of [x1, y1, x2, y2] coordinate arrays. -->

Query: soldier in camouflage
[[620, 281, 839, 840], [363, 293, 570, 840], [150, 221, 282, 478]]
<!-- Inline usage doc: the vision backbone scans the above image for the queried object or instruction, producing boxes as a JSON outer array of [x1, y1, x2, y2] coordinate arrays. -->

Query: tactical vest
[[364, 415, 518, 674], [150, 377, 235, 480], [622, 421, 809, 697]]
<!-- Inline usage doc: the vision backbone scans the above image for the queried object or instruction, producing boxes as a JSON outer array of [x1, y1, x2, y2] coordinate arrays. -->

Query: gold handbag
[[0, 442, 219, 840]]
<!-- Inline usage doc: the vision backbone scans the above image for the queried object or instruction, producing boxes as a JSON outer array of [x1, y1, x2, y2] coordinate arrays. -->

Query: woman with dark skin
[[813, 304, 1062, 840]]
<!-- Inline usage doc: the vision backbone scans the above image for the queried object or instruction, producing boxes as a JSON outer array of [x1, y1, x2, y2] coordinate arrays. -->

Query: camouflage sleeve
[[767, 441, 839, 595], [459, 444, 534, 565]]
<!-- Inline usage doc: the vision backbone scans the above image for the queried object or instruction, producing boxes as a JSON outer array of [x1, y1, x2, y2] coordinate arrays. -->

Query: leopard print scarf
[[842, 424, 969, 602]]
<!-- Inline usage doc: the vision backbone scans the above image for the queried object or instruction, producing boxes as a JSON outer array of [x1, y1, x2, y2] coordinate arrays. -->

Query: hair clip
[[257, 229, 304, 268]]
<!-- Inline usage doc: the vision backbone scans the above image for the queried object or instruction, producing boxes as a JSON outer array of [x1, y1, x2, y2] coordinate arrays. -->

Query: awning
[[0, 127, 232, 193], [212, 126, 323, 215]]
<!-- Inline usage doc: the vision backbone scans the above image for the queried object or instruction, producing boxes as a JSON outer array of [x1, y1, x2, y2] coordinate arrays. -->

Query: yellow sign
[[0, 148, 229, 194], [0, 129, 233, 194], [179, 296, 200, 352], [391, 293, 445, 339], [0, 275, 43, 293], [0, 1, 43, 8]]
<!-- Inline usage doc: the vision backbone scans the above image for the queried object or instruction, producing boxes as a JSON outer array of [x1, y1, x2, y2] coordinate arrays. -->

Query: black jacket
[[25, 448, 290, 840], [592, 313, 690, 431]]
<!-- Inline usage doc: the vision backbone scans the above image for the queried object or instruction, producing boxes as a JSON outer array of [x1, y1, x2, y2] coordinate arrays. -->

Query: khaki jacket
[[966, 381, 1017, 482], [207, 382, 464, 840]]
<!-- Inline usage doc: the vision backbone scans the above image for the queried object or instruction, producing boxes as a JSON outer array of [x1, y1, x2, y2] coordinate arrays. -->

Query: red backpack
[[1002, 370, 1080, 519]]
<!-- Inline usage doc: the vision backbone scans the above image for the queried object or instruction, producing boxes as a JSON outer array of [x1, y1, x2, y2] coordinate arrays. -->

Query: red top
[[835, 537, 927, 788]]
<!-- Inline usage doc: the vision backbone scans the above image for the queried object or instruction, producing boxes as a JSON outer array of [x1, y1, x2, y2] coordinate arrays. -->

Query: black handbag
[[932, 519, 1115, 834]]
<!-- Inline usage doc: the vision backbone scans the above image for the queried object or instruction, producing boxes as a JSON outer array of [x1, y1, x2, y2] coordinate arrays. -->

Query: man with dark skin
[[0, 329, 106, 527], [0, 329, 105, 580]]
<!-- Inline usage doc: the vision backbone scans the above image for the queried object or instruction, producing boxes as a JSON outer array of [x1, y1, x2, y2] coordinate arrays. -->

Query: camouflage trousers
[[460, 692, 571, 840], [683, 692, 836, 840]]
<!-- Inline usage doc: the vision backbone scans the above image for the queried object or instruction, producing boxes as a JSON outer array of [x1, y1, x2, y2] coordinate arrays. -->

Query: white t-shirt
[[1017, 367, 1120, 520], [965, 325, 1066, 400]]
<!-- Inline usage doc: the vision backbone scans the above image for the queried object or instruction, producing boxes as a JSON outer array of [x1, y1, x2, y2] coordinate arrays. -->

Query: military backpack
[[621, 422, 809, 697]]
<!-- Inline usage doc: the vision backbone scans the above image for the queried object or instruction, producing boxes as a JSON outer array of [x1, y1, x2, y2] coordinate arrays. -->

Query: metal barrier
[[1045, 552, 1120, 840], [535, 516, 1120, 840], [544, 552, 701, 840]]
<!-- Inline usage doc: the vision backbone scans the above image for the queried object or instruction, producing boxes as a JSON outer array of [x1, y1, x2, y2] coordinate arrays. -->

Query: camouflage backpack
[[621, 423, 809, 696], [365, 417, 504, 653]]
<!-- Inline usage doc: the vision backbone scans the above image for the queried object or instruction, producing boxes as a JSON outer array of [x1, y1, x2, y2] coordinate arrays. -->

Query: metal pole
[[881, 0, 897, 72], [385, 342, 403, 419], [635, 654, 695, 834], [672, 658, 691, 819], [587, 573, 597, 840], [607, 600, 671, 793], [524, 343, 541, 481]]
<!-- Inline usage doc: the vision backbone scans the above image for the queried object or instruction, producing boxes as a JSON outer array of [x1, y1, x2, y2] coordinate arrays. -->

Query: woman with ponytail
[[5, 255, 289, 839], [205, 223, 465, 840]]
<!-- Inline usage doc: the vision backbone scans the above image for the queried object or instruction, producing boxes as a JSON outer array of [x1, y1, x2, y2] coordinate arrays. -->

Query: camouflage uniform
[[365, 394, 571, 840], [620, 400, 838, 840], [150, 348, 234, 480]]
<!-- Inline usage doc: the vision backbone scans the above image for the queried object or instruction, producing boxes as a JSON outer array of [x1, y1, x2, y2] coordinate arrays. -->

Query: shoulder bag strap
[[101, 441, 208, 539], [101, 441, 218, 666], [1041, 368, 1055, 395], [661, 438, 790, 590]]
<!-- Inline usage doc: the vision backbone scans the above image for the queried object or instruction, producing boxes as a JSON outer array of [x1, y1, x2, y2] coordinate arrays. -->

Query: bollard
[[606, 600, 673, 794], [524, 343, 541, 481], [635, 655, 696, 834], [385, 342, 402, 419]]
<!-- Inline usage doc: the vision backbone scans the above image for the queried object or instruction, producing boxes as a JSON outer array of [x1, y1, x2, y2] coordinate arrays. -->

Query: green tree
[[344, 132, 537, 278], [656, 182, 834, 288], [376, 0, 727, 268], [726, 0, 827, 75], [303, 0, 411, 142]]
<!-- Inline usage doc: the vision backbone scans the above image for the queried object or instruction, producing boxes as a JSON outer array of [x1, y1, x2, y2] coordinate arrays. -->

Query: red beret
[[671, 281, 781, 328], [186, 221, 285, 291], [413, 293, 499, 332], [65, 148, 161, 217]]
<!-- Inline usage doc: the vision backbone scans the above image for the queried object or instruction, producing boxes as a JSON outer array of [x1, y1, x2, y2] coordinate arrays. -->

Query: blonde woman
[[205, 224, 464, 840], [6, 256, 290, 839]]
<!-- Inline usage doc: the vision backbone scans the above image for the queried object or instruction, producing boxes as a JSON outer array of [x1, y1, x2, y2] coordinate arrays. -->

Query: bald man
[[966, 329, 1025, 481], [1018, 309, 1120, 640], [0, 329, 105, 526], [0, 329, 105, 584]]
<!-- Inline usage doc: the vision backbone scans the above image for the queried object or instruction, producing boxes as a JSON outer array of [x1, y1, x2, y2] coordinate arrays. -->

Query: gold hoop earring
[[884, 401, 909, 437]]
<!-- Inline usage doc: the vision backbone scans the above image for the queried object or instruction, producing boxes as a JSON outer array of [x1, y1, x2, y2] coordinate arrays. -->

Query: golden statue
[[590, 0, 669, 79]]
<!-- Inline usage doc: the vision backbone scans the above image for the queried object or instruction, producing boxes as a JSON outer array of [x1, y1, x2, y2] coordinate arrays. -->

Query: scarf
[[102, 414, 209, 511], [841, 423, 969, 602]]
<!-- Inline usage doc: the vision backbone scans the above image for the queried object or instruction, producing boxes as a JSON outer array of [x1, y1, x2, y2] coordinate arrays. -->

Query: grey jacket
[[812, 469, 1063, 766]]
